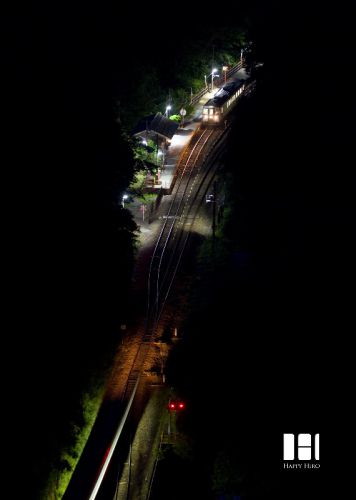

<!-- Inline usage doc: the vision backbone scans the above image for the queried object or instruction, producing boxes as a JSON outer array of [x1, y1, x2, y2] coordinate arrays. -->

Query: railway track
[[112, 125, 227, 500], [99, 117, 240, 499], [64, 127, 224, 500], [65, 79, 256, 500], [119, 128, 220, 403], [149, 129, 217, 322]]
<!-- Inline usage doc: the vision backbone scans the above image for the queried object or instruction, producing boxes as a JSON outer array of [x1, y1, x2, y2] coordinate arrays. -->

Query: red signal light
[[168, 400, 185, 410]]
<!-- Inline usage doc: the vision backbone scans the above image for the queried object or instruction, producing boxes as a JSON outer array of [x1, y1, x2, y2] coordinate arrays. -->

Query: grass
[[41, 383, 106, 499]]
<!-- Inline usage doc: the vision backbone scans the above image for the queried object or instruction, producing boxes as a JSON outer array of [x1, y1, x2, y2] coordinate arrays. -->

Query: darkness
[[3, 1, 354, 498], [165, 3, 354, 498]]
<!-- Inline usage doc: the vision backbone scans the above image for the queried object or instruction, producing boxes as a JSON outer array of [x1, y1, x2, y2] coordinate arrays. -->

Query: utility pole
[[140, 204, 146, 222], [156, 133, 159, 164], [222, 66, 228, 84], [211, 44, 215, 92]]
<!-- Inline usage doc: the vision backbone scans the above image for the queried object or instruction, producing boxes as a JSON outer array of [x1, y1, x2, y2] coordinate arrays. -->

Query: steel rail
[[154, 129, 215, 319], [155, 128, 230, 327], [146, 129, 211, 323], [155, 129, 222, 303]]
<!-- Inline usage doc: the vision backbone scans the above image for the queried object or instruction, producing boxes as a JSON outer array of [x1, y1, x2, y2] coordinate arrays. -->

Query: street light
[[165, 105, 171, 117], [211, 68, 218, 91], [222, 65, 228, 84], [122, 194, 128, 208], [157, 149, 163, 165]]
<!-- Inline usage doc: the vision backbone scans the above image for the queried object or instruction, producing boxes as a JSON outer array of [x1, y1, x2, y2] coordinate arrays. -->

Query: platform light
[[122, 194, 128, 208], [211, 68, 219, 92], [222, 66, 228, 83]]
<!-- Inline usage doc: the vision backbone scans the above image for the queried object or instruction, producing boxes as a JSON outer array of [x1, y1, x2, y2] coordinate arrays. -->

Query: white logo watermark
[[283, 433, 320, 469]]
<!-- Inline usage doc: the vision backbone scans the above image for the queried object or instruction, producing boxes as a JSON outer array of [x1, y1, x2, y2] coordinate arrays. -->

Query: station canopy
[[132, 112, 179, 141]]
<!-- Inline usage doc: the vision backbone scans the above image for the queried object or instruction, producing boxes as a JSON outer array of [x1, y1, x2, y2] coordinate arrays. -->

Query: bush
[[169, 114, 182, 123]]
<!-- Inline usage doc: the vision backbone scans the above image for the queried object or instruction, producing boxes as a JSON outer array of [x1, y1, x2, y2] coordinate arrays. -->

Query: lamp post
[[122, 194, 128, 208], [157, 149, 163, 166], [211, 68, 218, 91], [180, 107, 186, 127], [222, 66, 228, 84]]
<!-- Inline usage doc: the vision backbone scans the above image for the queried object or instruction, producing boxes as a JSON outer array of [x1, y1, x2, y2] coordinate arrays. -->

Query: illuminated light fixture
[[222, 66, 228, 83], [122, 194, 128, 208], [211, 68, 219, 91]]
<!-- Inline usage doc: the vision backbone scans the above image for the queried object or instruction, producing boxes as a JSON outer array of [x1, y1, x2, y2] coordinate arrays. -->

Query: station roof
[[132, 112, 179, 140], [131, 114, 156, 136]]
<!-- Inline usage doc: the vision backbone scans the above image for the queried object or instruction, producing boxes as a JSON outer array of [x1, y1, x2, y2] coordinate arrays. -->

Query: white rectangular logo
[[283, 433, 320, 460]]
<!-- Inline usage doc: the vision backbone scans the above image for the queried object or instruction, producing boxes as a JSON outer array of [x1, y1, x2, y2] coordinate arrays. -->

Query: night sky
[[3, 2, 354, 498]]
